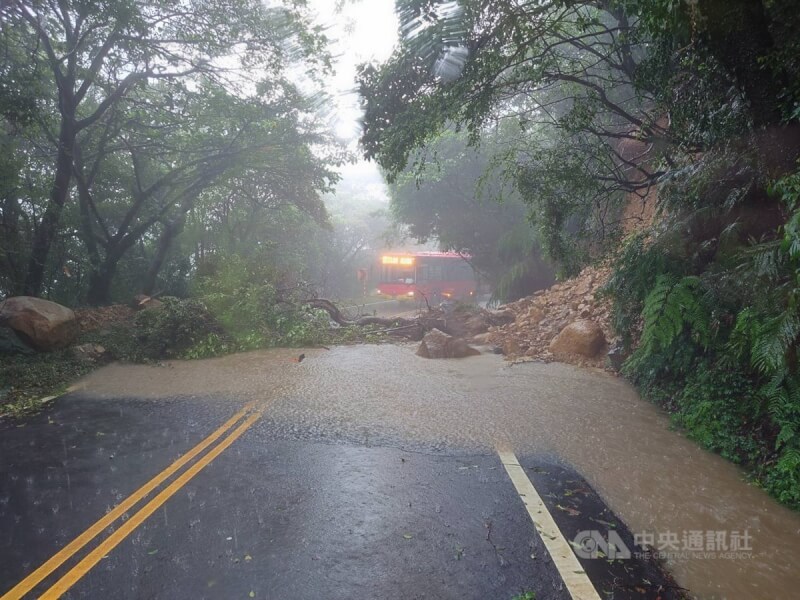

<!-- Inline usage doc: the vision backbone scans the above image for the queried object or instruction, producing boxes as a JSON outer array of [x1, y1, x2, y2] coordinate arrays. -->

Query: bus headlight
[[407, 291, 414, 296]]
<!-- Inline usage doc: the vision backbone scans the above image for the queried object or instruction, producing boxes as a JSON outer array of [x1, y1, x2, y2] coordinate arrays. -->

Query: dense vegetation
[[0, 0, 382, 310], [359, 0, 800, 508]]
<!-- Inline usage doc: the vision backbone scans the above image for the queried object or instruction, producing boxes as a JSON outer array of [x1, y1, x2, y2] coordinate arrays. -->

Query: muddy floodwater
[[75, 344, 800, 599]]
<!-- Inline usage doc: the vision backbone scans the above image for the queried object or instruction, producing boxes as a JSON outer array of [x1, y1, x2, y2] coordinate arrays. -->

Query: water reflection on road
[[77, 345, 800, 599]]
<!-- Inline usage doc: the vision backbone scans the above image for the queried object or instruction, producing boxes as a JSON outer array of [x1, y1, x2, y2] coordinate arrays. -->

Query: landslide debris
[[487, 264, 616, 369]]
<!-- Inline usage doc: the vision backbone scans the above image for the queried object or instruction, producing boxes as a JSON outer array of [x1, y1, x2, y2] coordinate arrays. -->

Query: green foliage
[[492, 221, 553, 303], [194, 254, 332, 349], [359, 2, 657, 275], [614, 167, 800, 510], [628, 275, 710, 368], [0, 351, 95, 418], [182, 334, 235, 360], [360, 0, 800, 277], [511, 131, 626, 274], [388, 129, 554, 301], [194, 256, 278, 347], [672, 363, 766, 465], [603, 232, 688, 347], [766, 440, 800, 507], [0, 0, 337, 303], [98, 270, 334, 362], [273, 307, 332, 347], [130, 298, 227, 361]]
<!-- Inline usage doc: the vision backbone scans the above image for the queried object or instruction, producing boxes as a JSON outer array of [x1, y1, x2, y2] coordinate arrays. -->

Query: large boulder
[[417, 328, 480, 359], [549, 319, 606, 358], [445, 305, 506, 338], [0, 296, 79, 352], [463, 314, 491, 336]]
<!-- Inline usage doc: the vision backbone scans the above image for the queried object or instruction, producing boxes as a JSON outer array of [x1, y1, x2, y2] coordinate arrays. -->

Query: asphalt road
[[1, 383, 681, 600], [5, 343, 799, 599]]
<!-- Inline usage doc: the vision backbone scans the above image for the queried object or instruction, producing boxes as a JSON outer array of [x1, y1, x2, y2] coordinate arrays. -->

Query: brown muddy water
[[75, 344, 800, 599]]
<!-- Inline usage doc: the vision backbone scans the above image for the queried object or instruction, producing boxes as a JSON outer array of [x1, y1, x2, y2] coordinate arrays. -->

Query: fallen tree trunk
[[307, 299, 445, 340]]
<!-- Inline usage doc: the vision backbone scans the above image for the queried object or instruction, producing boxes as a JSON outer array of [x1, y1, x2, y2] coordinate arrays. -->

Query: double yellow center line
[[2, 402, 262, 600]]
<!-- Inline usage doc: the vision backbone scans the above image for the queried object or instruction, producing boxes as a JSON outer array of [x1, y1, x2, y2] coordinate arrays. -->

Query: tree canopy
[[0, 0, 337, 303]]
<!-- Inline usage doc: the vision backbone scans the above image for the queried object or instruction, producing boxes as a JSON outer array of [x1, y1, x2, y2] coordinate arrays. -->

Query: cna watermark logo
[[571, 530, 632, 559], [571, 529, 754, 561]]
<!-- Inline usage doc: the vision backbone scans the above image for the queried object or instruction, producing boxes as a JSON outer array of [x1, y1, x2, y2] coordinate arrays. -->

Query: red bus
[[375, 251, 476, 301]]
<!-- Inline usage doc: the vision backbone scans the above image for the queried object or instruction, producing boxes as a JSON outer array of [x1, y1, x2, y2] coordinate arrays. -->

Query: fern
[[746, 240, 784, 280], [617, 167, 800, 509], [763, 374, 800, 448], [751, 312, 800, 374], [628, 275, 711, 369], [768, 445, 800, 506]]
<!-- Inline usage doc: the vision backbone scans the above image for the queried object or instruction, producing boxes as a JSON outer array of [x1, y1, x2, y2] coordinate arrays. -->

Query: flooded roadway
[[5, 344, 800, 598]]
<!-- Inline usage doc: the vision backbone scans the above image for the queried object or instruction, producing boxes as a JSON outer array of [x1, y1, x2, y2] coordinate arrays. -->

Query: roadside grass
[[0, 350, 95, 419]]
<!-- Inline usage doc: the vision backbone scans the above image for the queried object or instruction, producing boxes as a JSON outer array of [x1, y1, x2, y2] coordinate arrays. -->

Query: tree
[[360, 0, 799, 178], [359, 1, 664, 184], [1, 0, 327, 296], [359, 0, 800, 271], [164, 117, 337, 301], [312, 169, 392, 299], [389, 129, 554, 299], [626, 0, 797, 128], [69, 79, 335, 304]]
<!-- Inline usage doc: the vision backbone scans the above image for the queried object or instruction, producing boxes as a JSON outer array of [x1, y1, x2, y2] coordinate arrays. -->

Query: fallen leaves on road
[[555, 504, 581, 516]]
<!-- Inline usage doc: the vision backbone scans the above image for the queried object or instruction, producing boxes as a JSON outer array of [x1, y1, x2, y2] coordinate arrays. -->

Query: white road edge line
[[497, 450, 601, 600]]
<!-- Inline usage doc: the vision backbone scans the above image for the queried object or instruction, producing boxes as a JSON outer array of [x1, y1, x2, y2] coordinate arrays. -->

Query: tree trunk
[[86, 262, 116, 306], [74, 140, 102, 278], [307, 298, 446, 340], [0, 194, 25, 296], [141, 215, 186, 296], [24, 120, 74, 296]]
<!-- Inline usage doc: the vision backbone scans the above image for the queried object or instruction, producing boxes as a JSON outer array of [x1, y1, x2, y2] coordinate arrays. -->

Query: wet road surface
[[2, 345, 800, 599]]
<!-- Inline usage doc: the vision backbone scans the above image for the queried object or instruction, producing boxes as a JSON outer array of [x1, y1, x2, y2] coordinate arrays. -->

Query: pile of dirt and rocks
[[74, 304, 135, 332], [485, 263, 616, 369]]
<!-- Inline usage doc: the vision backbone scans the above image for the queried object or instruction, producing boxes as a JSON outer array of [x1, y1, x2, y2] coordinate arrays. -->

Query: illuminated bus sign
[[381, 255, 415, 266]]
